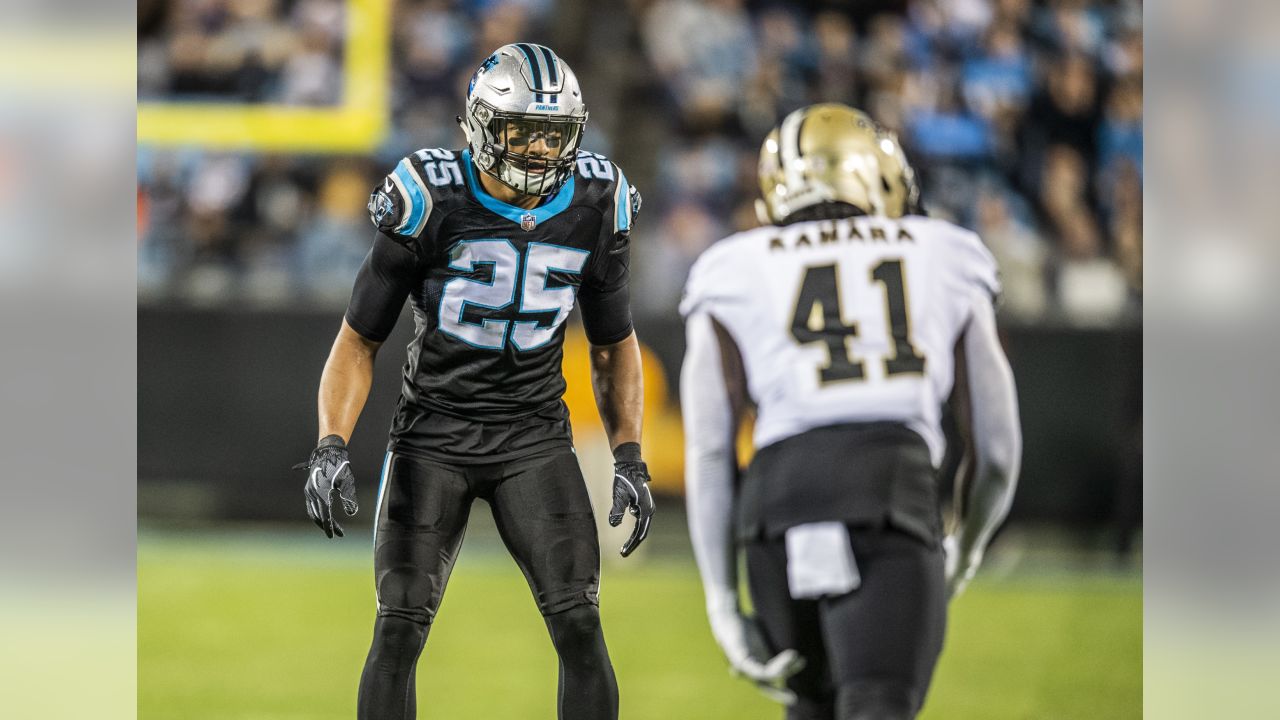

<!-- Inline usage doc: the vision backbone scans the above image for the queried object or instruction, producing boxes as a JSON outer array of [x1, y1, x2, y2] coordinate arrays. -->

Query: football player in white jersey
[[680, 103, 1022, 720]]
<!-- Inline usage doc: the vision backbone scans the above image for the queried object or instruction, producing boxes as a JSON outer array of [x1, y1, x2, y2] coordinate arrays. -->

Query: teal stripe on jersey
[[615, 169, 631, 233], [393, 159, 430, 237]]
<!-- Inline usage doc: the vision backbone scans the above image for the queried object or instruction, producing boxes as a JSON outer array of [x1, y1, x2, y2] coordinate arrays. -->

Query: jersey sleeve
[[344, 231, 422, 342], [577, 230, 633, 345], [951, 227, 1002, 305], [578, 159, 641, 345], [679, 241, 740, 320], [368, 154, 439, 251]]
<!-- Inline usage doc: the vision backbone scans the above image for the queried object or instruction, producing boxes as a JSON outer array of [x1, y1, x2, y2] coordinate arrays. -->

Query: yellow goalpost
[[136, 0, 391, 153]]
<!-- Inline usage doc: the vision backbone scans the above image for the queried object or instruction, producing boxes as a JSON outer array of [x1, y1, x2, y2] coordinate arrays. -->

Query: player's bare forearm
[[588, 330, 644, 450], [317, 319, 382, 443]]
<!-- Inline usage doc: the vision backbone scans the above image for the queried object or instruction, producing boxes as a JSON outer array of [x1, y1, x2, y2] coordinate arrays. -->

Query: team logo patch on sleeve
[[368, 186, 397, 229]]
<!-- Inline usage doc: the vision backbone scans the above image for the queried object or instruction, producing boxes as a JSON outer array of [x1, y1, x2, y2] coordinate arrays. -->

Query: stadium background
[[136, 0, 1141, 717]]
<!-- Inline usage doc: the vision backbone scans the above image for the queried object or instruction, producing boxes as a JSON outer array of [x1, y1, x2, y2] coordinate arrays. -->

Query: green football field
[[139, 525, 1140, 719]]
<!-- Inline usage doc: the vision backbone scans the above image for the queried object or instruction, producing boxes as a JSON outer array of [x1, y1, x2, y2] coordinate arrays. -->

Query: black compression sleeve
[[578, 236, 633, 346], [578, 283, 633, 345], [344, 232, 421, 342]]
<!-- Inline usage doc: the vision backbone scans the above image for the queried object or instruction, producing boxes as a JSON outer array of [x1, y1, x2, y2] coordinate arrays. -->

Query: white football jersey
[[679, 215, 1000, 466]]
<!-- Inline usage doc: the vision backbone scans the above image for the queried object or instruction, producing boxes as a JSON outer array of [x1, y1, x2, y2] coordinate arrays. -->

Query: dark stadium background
[[136, 1, 1141, 717]]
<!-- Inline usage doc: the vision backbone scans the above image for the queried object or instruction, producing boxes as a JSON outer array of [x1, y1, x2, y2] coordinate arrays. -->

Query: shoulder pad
[[679, 232, 756, 318], [575, 150, 640, 235], [913, 217, 1002, 302], [369, 149, 467, 239]]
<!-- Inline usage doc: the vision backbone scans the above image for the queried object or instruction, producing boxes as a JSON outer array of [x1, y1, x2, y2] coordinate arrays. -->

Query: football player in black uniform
[[297, 44, 654, 720]]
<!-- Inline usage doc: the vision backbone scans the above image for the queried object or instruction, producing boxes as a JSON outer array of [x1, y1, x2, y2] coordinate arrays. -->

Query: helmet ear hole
[[882, 176, 892, 193]]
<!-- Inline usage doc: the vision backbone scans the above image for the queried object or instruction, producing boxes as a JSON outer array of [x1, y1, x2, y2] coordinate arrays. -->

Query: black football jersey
[[345, 148, 638, 462]]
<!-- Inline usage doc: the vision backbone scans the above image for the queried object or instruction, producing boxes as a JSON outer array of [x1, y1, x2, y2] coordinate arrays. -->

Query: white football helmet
[[459, 44, 588, 196]]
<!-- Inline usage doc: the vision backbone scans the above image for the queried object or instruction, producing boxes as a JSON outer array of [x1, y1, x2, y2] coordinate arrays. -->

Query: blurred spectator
[[860, 14, 912, 96], [1057, 249, 1130, 325], [637, 201, 726, 315], [296, 163, 372, 303], [279, 0, 344, 105], [1039, 145, 1128, 323], [1099, 77, 1143, 176], [906, 82, 994, 160], [1027, 53, 1101, 171], [741, 7, 813, 135], [643, 0, 757, 132], [1035, 0, 1106, 56], [476, 3, 533, 69], [963, 22, 1033, 124], [398, 0, 475, 99], [974, 182, 1049, 319], [812, 12, 859, 107], [937, 0, 995, 48], [1103, 157, 1143, 293]]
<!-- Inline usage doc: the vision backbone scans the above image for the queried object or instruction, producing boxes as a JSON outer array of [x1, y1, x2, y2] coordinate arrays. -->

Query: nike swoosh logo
[[311, 461, 348, 492]]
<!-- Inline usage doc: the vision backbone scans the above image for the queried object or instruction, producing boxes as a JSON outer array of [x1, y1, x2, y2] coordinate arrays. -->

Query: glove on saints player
[[608, 441, 655, 557], [297, 434, 359, 538], [706, 594, 806, 704], [943, 535, 982, 598]]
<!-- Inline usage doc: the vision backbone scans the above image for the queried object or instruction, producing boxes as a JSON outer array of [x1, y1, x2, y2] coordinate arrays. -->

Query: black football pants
[[745, 524, 947, 720], [357, 448, 617, 720]]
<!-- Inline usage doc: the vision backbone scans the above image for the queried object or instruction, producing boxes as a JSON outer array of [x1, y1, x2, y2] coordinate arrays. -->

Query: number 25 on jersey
[[439, 240, 590, 351]]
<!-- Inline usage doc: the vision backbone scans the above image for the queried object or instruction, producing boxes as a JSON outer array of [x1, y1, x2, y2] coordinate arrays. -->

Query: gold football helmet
[[756, 103, 921, 225]]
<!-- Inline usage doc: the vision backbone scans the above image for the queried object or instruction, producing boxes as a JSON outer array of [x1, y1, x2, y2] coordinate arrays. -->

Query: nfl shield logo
[[520, 213, 537, 232]]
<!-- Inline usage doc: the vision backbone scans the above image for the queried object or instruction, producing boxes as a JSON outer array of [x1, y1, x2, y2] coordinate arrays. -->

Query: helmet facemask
[[464, 101, 585, 197]]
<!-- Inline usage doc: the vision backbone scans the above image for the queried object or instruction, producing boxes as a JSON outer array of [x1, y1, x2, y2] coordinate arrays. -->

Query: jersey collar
[[461, 149, 575, 227]]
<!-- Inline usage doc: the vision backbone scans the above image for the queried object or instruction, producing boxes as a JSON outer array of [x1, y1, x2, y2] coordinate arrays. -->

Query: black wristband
[[612, 441, 643, 464], [317, 434, 347, 450]]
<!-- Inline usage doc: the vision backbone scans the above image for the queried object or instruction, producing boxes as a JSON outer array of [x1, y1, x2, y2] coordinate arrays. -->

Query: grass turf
[[139, 531, 1139, 719]]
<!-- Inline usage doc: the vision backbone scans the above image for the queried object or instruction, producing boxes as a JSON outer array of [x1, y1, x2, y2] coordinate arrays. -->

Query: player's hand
[[608, 442, 655, 557], [296, 434, 359, 539], [707, 605, 806, 705], [943, 534, 983, 598]]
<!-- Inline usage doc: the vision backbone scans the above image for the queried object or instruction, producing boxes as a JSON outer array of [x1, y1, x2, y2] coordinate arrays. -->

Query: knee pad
[[370, 614, 430, 657], [547, 605, 601, 644], [375, 566, 441, 623], [546, 605, 605, 667], [836, 682, 915, 720]]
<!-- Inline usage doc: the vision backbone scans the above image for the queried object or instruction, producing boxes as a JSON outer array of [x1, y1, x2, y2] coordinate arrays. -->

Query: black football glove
[[295, 434, 359, 538], [609, 442, 655, 557]]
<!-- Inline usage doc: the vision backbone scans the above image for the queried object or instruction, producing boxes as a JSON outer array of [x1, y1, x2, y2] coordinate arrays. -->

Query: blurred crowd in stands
[[138, 0, 1142, 326]]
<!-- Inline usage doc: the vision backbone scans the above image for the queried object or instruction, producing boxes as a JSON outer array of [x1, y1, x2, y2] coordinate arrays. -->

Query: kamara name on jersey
[[768, 220, 915, 252]]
